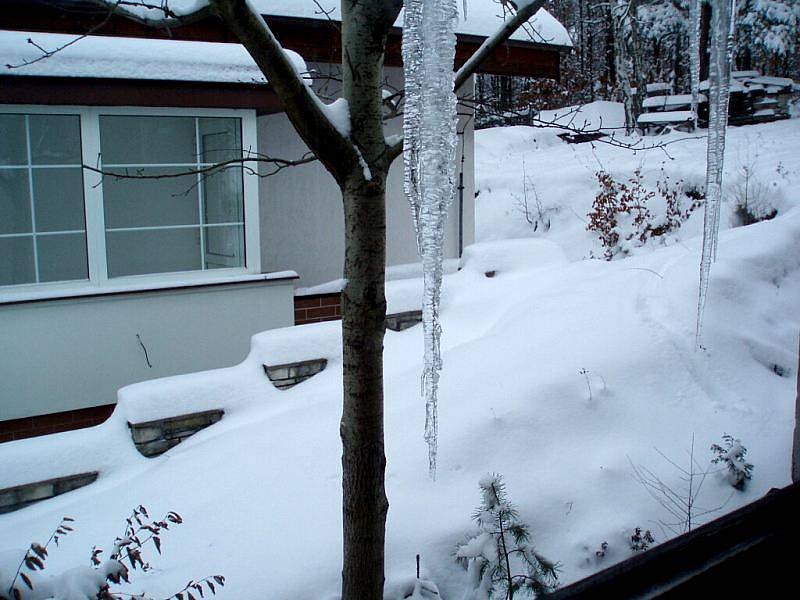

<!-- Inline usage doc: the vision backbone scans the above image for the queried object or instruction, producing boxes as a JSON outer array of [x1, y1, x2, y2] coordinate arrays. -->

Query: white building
[[0, 0, 570, 438]]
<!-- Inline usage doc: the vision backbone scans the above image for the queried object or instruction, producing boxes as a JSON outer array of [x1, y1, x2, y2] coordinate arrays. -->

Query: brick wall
[[294, 292, 342, 325], [0, 404, 115, 443]]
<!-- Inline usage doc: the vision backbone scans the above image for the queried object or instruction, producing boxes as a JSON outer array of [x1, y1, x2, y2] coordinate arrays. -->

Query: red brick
[[0, 405, 115, 441], [32, 411, 76, 427], [77, 405, 115, 421], [294, 296, 322, 309], [307, 306, 337, 319], [320, 299, 342, 308], [0, 416, 34, 435], [18, 426, 57, 439]]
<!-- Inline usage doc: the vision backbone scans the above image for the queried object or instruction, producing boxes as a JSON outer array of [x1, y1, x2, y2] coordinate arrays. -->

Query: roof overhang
[[0, 0, 566, 79]]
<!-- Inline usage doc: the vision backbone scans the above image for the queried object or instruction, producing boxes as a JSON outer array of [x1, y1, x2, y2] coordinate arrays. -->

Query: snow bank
[[1, 110, 798, 599]]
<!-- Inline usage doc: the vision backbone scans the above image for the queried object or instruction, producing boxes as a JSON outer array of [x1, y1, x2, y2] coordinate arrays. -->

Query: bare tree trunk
[[793, 334, 800, 483], [699, 1, 712, 82], [339, 2, 394, 597], [613, 1, 636, 134], [340, 177, 389, 599]]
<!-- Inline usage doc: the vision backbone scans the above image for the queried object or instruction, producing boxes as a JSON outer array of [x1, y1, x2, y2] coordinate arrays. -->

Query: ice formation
[[689, 0, 701, 123], [402, 0, 459, 477], [697, 0, 738, 348]]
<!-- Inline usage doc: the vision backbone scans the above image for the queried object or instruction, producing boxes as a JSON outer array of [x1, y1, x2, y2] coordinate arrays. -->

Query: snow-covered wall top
[[0, 29, 307, 83]]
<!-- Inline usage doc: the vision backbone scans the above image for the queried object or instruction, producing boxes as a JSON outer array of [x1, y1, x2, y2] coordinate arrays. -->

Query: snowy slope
[[1, 108, 799, 599]]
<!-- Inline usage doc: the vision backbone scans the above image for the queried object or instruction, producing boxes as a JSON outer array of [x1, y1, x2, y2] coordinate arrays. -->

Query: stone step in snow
[[129, 409, 224, 457], [385, 310, 423, 332], [264, 358, 328, 390], [0, 471, 98, 514]]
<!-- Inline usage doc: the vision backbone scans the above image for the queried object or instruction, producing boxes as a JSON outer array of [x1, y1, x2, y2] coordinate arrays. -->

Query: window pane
[[199, 117, 242, 163], [0, 236, 35, 285], [0, 115, 27, 166], [204, 225, 244, 269], [100, 116, 196, 165], [203, 167, 243, 224], [106, 228, 201, 277], [29, 115, 82, 165], [0, 169, 31, 234], [103, 169, 199, 229], [33, 168, 86, 232], [37, 233, 88, 282]]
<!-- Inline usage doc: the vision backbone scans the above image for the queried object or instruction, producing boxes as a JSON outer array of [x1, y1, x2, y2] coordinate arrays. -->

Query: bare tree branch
[[82, 153, 317, 181], [84, 0, 217, 30], [454, 0, 547, 91], [210, 0, 359, 185]]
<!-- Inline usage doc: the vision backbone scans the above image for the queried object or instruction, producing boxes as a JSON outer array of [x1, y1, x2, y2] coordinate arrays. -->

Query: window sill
[[0, 270, 299, 306]]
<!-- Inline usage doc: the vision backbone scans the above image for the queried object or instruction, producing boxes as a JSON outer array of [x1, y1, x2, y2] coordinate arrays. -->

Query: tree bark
[[339, 2, 398, 597], [699, 1, 713, 82]]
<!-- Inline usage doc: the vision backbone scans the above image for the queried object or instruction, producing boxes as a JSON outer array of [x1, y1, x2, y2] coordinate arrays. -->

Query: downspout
[[458, 129, 465, 257]]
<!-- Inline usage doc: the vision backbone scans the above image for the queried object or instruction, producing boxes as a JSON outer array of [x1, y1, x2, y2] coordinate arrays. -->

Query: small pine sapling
[[711, 434, 754, 490], [456, 474, 558, 599], [629, 528, 654, 552]]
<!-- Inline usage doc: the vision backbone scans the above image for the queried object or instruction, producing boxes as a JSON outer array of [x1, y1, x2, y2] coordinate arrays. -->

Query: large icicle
[[402, 0, 459, 477], [689, 0, 701, 129], [696, 0, 737, 349]]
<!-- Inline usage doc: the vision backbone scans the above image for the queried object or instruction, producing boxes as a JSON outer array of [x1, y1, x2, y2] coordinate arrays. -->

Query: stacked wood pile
[[697, 70, 794, 127], [637, 82, 700, 134], [638, 71, 796, 134]]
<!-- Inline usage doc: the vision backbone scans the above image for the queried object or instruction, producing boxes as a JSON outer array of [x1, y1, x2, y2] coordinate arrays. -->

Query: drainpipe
[[458, 131, 465, 258]]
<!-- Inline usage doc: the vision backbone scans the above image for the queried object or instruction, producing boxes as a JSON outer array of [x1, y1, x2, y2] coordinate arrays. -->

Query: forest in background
[[476, 0, 800, 127]]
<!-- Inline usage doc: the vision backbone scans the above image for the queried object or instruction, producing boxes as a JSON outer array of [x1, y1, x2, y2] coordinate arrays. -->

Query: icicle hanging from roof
[[402, 0, 459, 478], [697, 0, 737, 349]]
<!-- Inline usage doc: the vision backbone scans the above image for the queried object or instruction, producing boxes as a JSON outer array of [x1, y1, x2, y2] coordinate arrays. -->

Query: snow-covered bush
[[384, 578, 441, 599], [711, 434, 755, 490], [456, 474, 558, 599], [629, 528, 655, 552], [587, 169, 703, 259], [0, 507, 224, 600]]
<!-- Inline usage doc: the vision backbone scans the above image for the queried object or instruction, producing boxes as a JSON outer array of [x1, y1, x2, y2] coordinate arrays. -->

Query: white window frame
[[0, 105, 262, 302]]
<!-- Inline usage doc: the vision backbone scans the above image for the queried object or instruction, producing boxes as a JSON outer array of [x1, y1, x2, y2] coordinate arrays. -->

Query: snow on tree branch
[[454, 0, 547, 91]]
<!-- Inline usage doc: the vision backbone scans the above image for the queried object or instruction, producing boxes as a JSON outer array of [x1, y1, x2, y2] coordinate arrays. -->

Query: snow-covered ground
[[1, 104, 799, 599]]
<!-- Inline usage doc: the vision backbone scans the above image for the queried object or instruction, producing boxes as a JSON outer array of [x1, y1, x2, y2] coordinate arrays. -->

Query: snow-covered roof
[[637, 110, 694, 124], [0, 29, 307, 84], [642, 94, 705, 109], [747, 76, 794, 88], [645, 82, 671, 93], [258, 1, 572, 47], [107, 0, 573, 47], [699, 79, 748, 93]]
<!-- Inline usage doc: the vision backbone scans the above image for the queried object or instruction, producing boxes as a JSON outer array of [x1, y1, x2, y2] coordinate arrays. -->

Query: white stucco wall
[[0, 280, 294, 420], [258, 66, 475, 287]]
